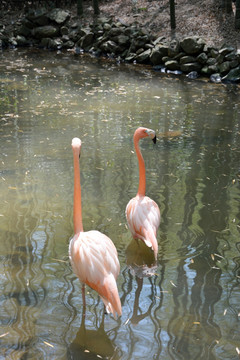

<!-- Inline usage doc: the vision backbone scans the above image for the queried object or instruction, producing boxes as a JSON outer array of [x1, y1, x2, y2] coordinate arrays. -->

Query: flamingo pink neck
[[73, 151, 83, 234], [134, 130, 146, 197]]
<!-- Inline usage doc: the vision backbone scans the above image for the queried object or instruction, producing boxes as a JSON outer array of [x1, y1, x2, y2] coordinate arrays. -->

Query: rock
[[100, 40, 119, 54], [197, 52, 208, 64], [210, 73, 222, 83], [108, 27, 124, 37], [180, 62, 202, 72], [125, 53, 136, 62], [135, 49, 151, 63], [70, 22, 78, 29], [9, 37, 17, 47], [116, 34, 130, 46], [180, 56, 196, 64], [18, 25, 32, 38], [216, 53, 224, 64], [40, 37, 63, 49], [128, 39, 138, 53], [180, 36, 205, 55], [219, 45, 236, 56], [69, 29, 81, 43], [47, 8, 70, 25], [152, 64, 166, 72], [149, 44, 168, 65], [162, 56, 170, 63], [97, 16, 112, 26], [209, 65, 219, 73], [40, 37, 50, 48], [168, 39, 180, 57], [236, 49, 240, 63], [167, 69, 182, 75], [22, 18, 35, 30], [60, 26, 69, 36], [136, 48, 144, 55], [103, 23, 111, 31], [135, 35, 150, 49], [165, 60, 180, 71], [230, 59, 239, 68], [209, 48, 219, 58], [225, 51, 237, 61], [62, 34, 69, 42], [124, 25, 138, 37], [206, 57, 217, 65], [48, 38, 63, 49], [201, 64, 218, 75], [222, 66, 240, 82], [26, 8, 48, 26], [15, 35, 29, 46], [62, 40, 75, 49], [0, 33, 10, 47], [33, 25, 59, 39], [173, 52, 185, 61], [78, 32, 94, 49], [186, 71, 199, 79], [145, 43, 154, 50], [153, 36, 168, 45], [218, 61, 231, 74]]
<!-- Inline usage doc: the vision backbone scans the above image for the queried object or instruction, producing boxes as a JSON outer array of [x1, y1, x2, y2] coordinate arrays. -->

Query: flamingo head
[[134, 127, 157, 143], [71, 137, 82, 157]]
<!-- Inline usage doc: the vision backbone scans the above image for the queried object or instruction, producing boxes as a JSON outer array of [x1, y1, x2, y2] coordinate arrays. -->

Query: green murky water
[[0, 48, 240, 360]]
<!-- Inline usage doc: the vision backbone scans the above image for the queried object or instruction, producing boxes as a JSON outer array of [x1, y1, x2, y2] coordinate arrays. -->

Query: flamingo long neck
[[134, 133, 146, 197], [73, 153, 83, 234]]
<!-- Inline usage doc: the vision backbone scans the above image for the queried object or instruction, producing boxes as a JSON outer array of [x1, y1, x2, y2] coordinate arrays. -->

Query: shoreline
[[0, 4, 240, 84]]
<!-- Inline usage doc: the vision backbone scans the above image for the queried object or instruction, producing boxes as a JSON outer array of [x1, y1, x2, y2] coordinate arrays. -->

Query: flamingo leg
[[82, 284, 86, 312]]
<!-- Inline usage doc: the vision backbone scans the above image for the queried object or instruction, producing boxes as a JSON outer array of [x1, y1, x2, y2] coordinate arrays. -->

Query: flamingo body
[[126, 127, 160, 260], [69, 230, 121, 318], [126, 195, 160, 259], [69, 137, 121, 318]]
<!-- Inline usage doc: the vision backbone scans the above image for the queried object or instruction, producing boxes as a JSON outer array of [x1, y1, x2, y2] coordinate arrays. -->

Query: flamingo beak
[[152, 135, 157, 144]]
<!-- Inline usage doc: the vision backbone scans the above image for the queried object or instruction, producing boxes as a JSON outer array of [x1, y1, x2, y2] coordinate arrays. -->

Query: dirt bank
[[0, 0, 240, 49]]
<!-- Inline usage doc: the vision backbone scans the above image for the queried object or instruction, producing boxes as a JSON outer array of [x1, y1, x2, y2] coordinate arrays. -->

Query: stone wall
[[1, 8, 240, 83]]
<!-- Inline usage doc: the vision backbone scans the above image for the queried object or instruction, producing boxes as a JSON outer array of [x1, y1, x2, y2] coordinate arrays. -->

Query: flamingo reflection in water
[[69, 137, 122, 319], [126, 127, 160, 261], [68, 304, 121, 360], [125, 238, 158, 325]]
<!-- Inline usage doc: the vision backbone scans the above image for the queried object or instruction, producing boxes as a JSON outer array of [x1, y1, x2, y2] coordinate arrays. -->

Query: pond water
[[0, 48, 240, 360]]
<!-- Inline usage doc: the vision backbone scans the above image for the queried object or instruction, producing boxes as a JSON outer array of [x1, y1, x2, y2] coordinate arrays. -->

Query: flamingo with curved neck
[[126, 127, 160, 260], [69, 137, 122, 318]]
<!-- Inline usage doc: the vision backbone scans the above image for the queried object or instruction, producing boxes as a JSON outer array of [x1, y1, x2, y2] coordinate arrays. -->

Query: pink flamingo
[[69, 138, 122, 319], [126, 127, 160, 260]]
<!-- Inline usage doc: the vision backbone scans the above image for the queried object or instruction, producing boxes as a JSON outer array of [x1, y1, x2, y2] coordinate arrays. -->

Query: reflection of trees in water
[[165, 115, 237, 359], [226, 236, 240, 345], [167, 255, 222, 360], [0, 183, 47, 358]]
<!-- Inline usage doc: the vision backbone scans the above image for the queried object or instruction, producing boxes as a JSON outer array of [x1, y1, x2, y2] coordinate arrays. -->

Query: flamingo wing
[[69, 230, 121, 317]]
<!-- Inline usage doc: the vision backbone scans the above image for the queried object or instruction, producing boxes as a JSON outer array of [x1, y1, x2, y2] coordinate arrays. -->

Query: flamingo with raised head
[[125, 127, 160, 260], [69, 137, 122, 319]]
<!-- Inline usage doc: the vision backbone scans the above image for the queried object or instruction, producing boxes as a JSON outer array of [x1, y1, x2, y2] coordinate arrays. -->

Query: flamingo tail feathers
[[86, 275, 122, 319], [142, 228, 158, 260]]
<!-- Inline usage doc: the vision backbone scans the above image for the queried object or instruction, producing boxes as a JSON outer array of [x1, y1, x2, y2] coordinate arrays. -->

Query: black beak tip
[[152, 135, 157, 144]]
